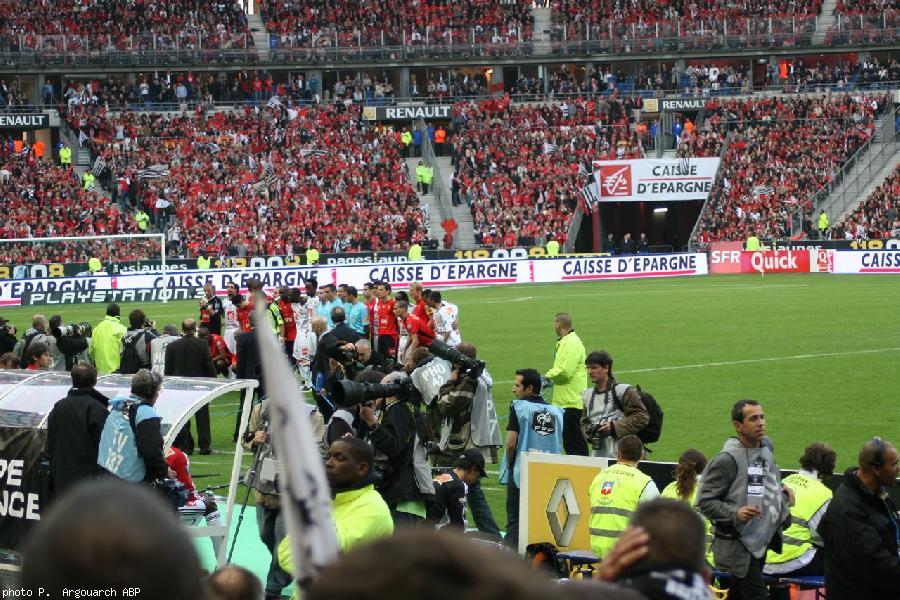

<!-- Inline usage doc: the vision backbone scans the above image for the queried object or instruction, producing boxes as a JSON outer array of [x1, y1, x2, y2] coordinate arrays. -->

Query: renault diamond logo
[[546, 478, 580, 547]]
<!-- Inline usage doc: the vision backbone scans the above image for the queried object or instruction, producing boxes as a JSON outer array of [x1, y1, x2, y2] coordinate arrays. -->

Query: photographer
[[415, 342, 503, 538], [355, 339, 390, 372], [48, 315, 89, 371], [0, 318, 17, 355], [360, 372, 432, 526], [324, 370, 383, 448], [119, 309, 159, 374], [97, 369, 167, 483], [14, 314, 52, 360], [243, 393, 325, 599], [581, 351, 648, 458]]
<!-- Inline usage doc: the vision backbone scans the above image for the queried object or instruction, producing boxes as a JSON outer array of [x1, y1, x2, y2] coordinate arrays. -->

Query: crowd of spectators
[[62, 101, 427, 258], [260, 0, 534, 49], [764, 57, 900, 91], [0, 0, 251, 53], [691, 93, 887, 243], [550, 0, 822, 49], [450, 94, 642, 247], [0, 151, 143, 264], [836, 165, 900, 240]]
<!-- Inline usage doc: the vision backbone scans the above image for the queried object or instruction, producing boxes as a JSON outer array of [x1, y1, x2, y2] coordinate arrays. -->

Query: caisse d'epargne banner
[[833, 250, 900, 274], [592, 158, 720, 202], [1, 254, 710, 306]]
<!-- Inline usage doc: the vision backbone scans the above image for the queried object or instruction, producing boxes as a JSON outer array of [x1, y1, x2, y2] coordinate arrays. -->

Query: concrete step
[[813, 0, 837, 45], [246, 12, 270, 60]]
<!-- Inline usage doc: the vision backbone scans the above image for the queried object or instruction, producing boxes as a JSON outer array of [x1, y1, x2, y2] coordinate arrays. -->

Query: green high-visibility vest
[[818, 212, 829, 231], [83, 172, 95, 189], [746, 236, 762, 251], [88, 257, 102, 273], [422, 166, 434, 184], [766, 473, 831, 565], [401, 131, 412, 146], [546, 240, 560, 256], [197, 256, 211, 270], [589, 463, 652, 559], [59, 146, 72, 164], [306, 248, 320, 265], [660, 481, 715, 567], [415, 165, 425, 183], [408, 244, 422, 261], [136, 211, 149, 231]]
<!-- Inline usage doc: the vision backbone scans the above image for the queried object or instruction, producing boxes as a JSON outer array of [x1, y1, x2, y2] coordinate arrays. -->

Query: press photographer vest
[[499, 398, 563, 488], [98, 395, 159, 482]]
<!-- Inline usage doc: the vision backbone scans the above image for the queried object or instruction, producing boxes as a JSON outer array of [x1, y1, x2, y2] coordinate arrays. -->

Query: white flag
[[78, 130, 90, 147], [253, 302, 338, 585], [267, 95, 283, 109]]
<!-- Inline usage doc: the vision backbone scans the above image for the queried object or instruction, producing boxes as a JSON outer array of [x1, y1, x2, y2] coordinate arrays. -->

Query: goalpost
[[0, 233, 169, 302]]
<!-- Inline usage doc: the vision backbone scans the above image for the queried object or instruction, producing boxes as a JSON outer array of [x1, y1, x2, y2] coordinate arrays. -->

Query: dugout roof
[[0, 370, 256, 447]]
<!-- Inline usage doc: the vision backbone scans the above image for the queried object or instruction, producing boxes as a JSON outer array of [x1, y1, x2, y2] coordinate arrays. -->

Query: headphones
[[871, 437, 885, 468]]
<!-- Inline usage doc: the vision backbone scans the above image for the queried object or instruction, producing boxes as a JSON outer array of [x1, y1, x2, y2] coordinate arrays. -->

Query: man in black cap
[[427, 449, 487, 530]]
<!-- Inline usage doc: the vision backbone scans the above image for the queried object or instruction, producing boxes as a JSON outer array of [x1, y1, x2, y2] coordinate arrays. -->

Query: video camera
[[332, 378, 416, 408], [55, 323, 83, 338], [429, 339, 485, 378]]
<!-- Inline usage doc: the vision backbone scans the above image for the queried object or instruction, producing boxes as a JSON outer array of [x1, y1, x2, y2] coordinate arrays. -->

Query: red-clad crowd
[[0, 152, 143, 265], [260, 0, 533, 47], [0, 0, 251, 52], [690, 94, 887, 243], [64, 102, 427, 258], [551, 0, 822, 47], [839, 165, 900, 240], [450, 95, 642, 247]]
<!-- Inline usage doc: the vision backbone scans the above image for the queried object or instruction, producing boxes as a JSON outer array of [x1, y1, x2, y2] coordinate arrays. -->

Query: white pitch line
[[616, 347, 900, 375]]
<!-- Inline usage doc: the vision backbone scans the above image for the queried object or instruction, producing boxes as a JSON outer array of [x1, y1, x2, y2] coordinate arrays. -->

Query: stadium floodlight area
[[0, 233, 168, 299]]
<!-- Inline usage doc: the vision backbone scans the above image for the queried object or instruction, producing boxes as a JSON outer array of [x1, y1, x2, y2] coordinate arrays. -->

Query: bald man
[[165, 318, 217, 454], [819, 438, 899, 600]]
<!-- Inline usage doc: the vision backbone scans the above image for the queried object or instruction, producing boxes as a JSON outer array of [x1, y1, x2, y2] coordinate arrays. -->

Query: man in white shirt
[[426, 291, 461, 345]]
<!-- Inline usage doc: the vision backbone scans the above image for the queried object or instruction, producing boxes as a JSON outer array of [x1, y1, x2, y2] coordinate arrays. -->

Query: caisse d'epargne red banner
[[592, 158, 720, 202]]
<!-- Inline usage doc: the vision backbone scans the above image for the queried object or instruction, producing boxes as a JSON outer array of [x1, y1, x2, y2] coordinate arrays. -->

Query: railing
[[416, 118, 456, 248], [801, 103, 898, 230], [0, 14, 895, 66]]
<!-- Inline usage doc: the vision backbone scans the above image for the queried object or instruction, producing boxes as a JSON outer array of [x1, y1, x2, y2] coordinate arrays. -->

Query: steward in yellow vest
[[745, 234, 762, 251], [197, 254, 211, 270], [764, 442, 836, 578], [589, 436, 659, 559]]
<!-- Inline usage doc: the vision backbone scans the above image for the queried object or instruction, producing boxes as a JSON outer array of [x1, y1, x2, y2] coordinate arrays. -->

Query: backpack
[[118, 331, 146, 375], [524, 542, 566, 578], [611, 384, 664, 445]]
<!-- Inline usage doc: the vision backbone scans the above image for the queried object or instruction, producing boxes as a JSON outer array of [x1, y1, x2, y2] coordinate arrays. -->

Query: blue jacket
[[412, 130, 423, 146], [500, 397, 564, 487], [98, 394, 166, 482]]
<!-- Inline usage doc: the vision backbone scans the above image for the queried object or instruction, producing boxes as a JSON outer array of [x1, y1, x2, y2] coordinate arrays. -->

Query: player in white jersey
[[427, 290, 461, 345], [292, 279, 320, 386], [222, 282, 241, 355]]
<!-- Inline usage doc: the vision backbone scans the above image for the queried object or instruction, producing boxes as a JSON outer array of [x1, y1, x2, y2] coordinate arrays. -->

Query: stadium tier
[[56, 102, 428, 260], [450, 95, 641, 247], [840, 164, 900, 239], [690, 94, 890, 243]]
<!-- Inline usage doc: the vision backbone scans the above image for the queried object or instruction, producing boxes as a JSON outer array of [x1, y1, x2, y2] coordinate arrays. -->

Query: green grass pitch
[[4, 273, 898, 524]]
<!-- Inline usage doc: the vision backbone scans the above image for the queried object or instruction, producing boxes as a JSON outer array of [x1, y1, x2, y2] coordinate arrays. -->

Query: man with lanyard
[[393, 300, 435, 367], [764, 442, 836, 600], [581, 350, 649, 458], [199, 283, 224, 335], [499, 368, 564, 549], [589, 435, 659, 559], [698, 400, 794, 600], [372, 281, 398, 360]]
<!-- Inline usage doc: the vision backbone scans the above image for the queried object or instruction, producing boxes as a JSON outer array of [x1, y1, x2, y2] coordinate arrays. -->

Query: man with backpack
[[119, 309, 158, 374], [581, 351, 651, 458]]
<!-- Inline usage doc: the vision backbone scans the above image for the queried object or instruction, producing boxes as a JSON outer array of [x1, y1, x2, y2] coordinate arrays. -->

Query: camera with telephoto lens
[[429, 339, 485, 378], [332, 377, 415, 408], [57, 323, 82, 338], [587, 418, 612, 450], [322, 338, 363, 380]]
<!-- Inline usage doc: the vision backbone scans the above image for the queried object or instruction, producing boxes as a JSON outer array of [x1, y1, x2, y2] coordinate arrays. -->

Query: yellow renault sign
[[519, 453, 612, 554]]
